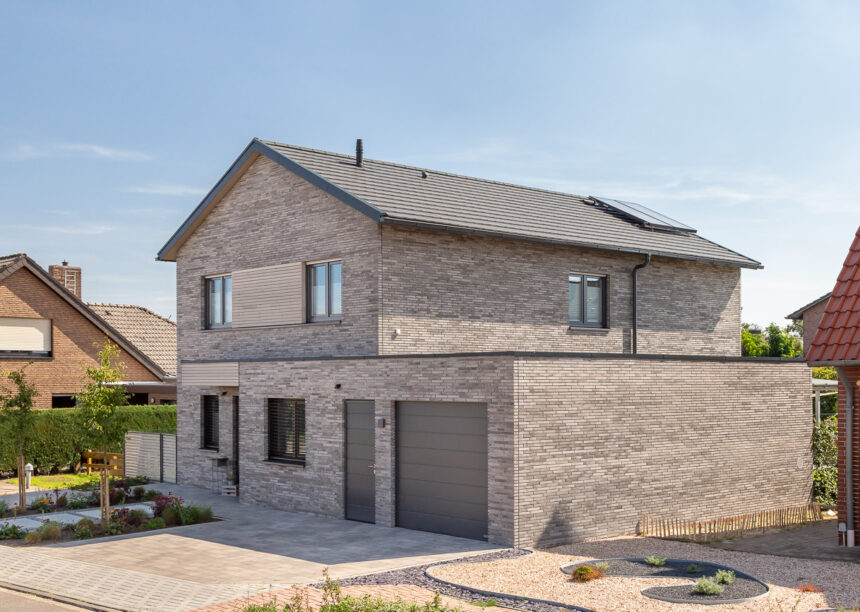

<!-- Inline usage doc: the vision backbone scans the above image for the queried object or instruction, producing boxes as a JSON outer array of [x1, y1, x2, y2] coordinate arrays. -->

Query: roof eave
[[157, 139, 386, 262], [381, 217, 763, 269], [806, 359, 860, 366], [786, 293, 832, 320]]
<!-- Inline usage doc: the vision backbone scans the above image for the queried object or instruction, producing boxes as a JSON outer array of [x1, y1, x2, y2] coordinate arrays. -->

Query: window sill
[[0, 353, 53, 359], [567, 326, 610, 333], [198, 447, 221, 453], [263, 459, 306, 468], [200, 321, 342, 332]]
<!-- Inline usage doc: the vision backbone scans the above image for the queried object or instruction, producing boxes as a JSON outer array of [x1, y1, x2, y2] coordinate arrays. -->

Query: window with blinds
[[267, 398, 306, 464], [201, 395, 219, 450]]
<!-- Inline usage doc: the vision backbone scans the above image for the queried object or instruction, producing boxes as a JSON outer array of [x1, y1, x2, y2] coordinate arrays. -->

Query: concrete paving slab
[[1, 517, 44, 531], [35, 513, 84, 526]]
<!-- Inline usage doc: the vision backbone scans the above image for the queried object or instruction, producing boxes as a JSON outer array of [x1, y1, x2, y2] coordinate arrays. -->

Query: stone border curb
[[0, 579, 122, 612], [560, 557, 771, 606]]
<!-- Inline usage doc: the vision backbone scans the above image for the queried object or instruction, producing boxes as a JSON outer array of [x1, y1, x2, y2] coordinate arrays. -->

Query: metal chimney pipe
[[356, 139, 363, 167]]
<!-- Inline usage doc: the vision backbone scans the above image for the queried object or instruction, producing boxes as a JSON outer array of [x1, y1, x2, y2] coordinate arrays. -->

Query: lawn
[[5, 473, 100, 490]]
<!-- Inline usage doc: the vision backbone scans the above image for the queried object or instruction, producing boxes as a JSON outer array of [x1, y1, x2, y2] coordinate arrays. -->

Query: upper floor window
[[205, 275, 232, 329], [307, 261, 342, 322], [0, 317, 52, 357], [569, 274, 607, 328]]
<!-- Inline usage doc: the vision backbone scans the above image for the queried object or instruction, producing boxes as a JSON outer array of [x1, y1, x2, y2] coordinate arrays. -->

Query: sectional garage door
[[396, 401, 488, 540]]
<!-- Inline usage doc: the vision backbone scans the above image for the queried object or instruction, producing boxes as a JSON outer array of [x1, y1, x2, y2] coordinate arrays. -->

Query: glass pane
[[223, 276, 232, 324], [311, 264, 328, 317], [585, 276, 603, 324], [568, 276, 582, 323], [329, 262, 342, 315], [207, 277, 222, 326]]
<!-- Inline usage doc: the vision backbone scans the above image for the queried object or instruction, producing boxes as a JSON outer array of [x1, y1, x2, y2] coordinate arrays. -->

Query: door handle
[[369, 464, 376, 474]]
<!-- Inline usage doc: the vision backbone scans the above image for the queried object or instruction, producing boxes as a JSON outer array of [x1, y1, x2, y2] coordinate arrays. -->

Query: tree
[[741, 322, 802, 358], [0, 365, 37, 509], [76, 340, 129, 524]]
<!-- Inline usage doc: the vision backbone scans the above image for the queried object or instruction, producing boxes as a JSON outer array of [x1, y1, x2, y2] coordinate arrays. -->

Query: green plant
[[571, 565, 604, 582], [814, 466, 838, 505], [74, 527, 92, 539], [133, 486, 146, 499], [0, 500, 7, 517], [593, 561, 610, 571], [144, 517, 166, 530], [56, 493, 68, 508], [694, 578, 725, 595], [24, 530, 41, 544], [0, 522, 25, 540], [161, 505, 180, 526], [68, 495, 88, 510], [75, 517, 96, 532], [0, 365, 38, 509], [40, 522, 62, 540], [187, 505, 214, 524], [687, 564, 702, 574], [124, 509, 148, 528], [715, 569, 735, 584], [644, 555, 666, 567], [142, 489, 158, 502]]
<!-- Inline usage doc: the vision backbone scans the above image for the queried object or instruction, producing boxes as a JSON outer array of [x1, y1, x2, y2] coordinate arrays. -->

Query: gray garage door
[[396, 401, 488, 540]]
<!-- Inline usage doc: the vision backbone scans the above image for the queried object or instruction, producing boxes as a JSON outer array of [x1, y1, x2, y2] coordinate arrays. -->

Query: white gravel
[[428, 536, 860, 612]]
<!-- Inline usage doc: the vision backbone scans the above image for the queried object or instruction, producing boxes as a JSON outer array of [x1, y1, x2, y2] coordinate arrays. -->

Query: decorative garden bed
[[561, 557, 769, 605]]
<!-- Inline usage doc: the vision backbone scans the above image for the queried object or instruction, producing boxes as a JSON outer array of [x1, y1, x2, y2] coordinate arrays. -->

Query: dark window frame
[[204, 274, 232, 329], [307, 260, 342, 323], [267, 398, 306, 465], [568, 273, 608, 328], [201, 395, 220, 450]]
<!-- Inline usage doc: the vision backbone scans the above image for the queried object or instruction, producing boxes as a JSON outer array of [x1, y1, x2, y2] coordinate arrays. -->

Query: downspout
[[836, 366, 855, 547], [631, 253, 652, 354]]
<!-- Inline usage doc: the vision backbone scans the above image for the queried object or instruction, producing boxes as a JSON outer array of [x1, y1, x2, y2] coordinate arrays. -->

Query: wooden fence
[[640, 502, 823, 542], [82, 450, 124, 477]]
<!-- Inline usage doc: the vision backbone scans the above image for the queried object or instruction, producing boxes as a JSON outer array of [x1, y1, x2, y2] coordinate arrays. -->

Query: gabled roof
[[786, 292, 832, 320], [807, 227, 860, 364], [0, 254, 167, 379], [157, 139, 761, 268], [86, 304, 177, 377]]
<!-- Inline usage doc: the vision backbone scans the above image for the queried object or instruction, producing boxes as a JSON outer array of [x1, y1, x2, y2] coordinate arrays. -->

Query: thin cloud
[[123, 183, 206, 196], [6, 224, 117, 235], [3, 143, 152, 161]]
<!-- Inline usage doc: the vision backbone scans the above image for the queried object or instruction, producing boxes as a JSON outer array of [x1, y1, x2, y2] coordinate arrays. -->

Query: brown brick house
[[806, 226, 860, 548], [0, 254, 174, 408], [158, 139, 811, 546], [787, 292, 831, 356]]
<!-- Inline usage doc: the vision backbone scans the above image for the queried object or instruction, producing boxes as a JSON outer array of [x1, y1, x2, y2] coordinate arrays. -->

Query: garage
[[395, 401, 488, 540]]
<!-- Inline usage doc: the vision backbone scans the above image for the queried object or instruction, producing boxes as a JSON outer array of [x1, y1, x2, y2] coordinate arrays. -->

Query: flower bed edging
[[560, 558, 770, 606]]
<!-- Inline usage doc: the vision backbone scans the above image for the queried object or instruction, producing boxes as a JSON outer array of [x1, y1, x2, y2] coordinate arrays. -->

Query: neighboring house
[[158, 138, 811, 547], [787, 292, 832, 355], [0, 254, 176, 408], [806, 227, 860, 548]]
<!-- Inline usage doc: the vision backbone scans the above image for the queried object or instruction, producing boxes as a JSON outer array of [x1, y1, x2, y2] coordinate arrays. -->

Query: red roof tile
[[808, 226, 860, 363]]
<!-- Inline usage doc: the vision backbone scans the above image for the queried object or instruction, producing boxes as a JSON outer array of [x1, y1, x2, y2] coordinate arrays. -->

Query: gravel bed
[[563, 558, 768, 605], [318, 549, 595, 612]]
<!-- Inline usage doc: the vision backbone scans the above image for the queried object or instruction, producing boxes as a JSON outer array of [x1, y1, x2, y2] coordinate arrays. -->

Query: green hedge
[[0, 405, 176, 474]]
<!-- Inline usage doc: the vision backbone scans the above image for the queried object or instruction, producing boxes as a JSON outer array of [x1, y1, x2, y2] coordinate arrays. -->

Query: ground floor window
[[201, 395, 219, 450], [267, 398, 306, 464], [51, 394, 76, 408]]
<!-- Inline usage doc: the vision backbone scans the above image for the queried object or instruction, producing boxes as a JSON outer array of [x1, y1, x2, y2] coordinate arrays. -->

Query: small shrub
[[593, 561, 610, 571], [694, 578, 725, 596], [40, 522, 62, 540], [133, 486, 146, 499], [0, 501, 8, 516], [24, 530, 42, 544], [472, 599, 497, 608], [686, 564, 702, 574], [75, 517, 96, 532], [144, 517, 166, 530], [571, 565, 604, 582], [30, 497, 53, 512], [68, 496, 88, 510], [187, 505, 214, 524], [0, 522, 25, 540], [109, 488, 127, 506], [161, 505, 180, 526], [74, 528, 92, 539], [644, 555, 666, 566], [142, 489, 158, 502], [55, 494, 68, 508], [798, 583, 821, 593], [124, 509, 148, 528], [715, 569, 735, 584]]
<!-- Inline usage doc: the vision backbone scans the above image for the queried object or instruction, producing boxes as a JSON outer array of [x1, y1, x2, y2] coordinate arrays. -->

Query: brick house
[[0, 254, 175, 408], [158, 139, 812, 547], [787, 293, 831, 356], [806, 227, 860, 548]]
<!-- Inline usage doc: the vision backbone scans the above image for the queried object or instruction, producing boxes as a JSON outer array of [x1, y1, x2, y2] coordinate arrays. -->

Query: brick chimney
[[48, 260, 82, 299]]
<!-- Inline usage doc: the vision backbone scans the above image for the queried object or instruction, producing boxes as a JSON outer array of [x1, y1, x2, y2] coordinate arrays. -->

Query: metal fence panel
[[124, 431, 177, 483]]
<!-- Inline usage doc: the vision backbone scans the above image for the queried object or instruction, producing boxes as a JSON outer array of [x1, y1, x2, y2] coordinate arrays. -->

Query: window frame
[[204, 274, 232, 329], [267, 398, 306, 466], [201, 395, 220, 451], [568, 273, 608, 329], [306, 260, 342, 323]]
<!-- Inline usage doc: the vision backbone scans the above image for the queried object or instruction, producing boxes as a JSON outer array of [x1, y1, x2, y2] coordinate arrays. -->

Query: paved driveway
[[40, 482, 499, 584]]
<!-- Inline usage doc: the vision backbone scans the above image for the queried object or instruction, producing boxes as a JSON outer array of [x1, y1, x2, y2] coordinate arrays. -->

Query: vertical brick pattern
[[176, 355, 517, 545], [378, 225, 741, 356], [513, 356, 812, 547], [0, 267, 160, 409], [175, 156, 380, 362], [836, 368, 860, 538]]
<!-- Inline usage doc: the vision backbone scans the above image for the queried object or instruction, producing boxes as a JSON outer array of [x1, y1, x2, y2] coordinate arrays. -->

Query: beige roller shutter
[[182, 362, 239, 386], [232, 262, 304, 328], [0, 318, 52, 353]]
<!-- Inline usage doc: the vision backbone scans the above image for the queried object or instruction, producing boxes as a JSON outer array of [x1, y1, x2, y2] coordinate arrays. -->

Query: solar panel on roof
[[591, 197, 697, 233]]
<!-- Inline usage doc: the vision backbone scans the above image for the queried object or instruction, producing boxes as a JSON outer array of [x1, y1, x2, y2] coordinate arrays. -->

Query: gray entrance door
[[345, 400, 375, 523], [396, 401, 488, 540]]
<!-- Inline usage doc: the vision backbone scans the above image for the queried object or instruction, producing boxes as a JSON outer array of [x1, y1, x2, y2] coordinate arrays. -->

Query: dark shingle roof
[[86, 304, 177, 376], [263, 141, 760, 268], [786, 292, 832, 320]]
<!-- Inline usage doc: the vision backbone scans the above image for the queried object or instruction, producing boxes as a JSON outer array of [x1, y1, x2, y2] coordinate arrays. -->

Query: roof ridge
[[86, 302, 176, 326]]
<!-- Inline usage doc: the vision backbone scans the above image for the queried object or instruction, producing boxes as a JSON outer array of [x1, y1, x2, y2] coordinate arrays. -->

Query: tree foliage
[[0, 365, 38, 508], [741, 322, 802, 358]]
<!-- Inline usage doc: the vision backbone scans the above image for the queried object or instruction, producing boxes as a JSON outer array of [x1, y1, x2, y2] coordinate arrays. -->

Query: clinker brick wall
[[0, 267, 160, 409], [378, 224, 741, 357], [836, 368, 860, 538], [514, 356, 812, 546]]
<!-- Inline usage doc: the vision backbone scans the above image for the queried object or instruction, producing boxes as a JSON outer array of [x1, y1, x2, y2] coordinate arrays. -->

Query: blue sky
[[1, 1, 859, 326]]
